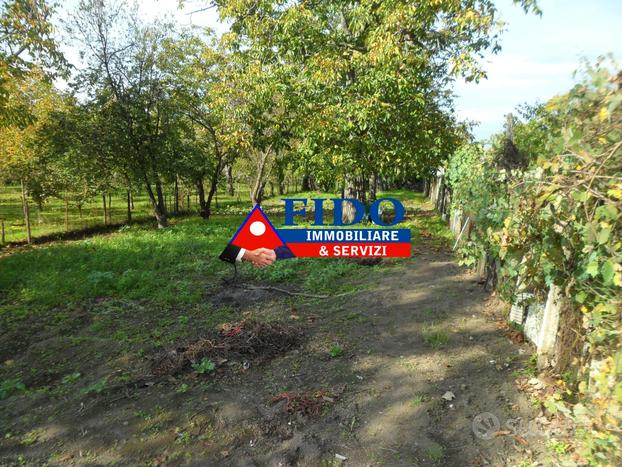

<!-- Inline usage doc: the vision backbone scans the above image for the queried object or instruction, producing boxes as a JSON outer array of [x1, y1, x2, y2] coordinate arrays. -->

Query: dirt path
[[210, 246, 547, 466], [1, 241, 549, 466]]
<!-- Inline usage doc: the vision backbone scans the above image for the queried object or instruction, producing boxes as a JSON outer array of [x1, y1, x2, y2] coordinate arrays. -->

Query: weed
[[409, 393, 429, 407], [20, 430, 41, 446], [547, 439, 570, 455], [425, 444, 444, 464], [174, 428, 191, 445], [82, 377, 108, 395], [177, 383, 189, 393], [422, 327, 450, 349], [61, 372, 81, 384], [512, 352, 538, 378], [329, 345, 344, 358], [192, 358, 216, 374], [0, 378, 27, 400]]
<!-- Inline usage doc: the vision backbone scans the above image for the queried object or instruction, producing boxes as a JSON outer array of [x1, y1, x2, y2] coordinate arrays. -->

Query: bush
[[446, 59, 622, 464]]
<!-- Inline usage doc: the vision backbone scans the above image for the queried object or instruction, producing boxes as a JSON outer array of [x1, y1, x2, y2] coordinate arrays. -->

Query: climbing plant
[[447, 59, 622, 464]]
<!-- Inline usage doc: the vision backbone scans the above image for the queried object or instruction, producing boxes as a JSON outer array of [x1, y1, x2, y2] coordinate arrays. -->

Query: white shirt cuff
[[235, 247, 246, 262]]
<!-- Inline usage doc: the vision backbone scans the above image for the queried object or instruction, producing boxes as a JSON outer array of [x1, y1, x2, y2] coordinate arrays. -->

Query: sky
[[454, 0, 622, 140], [58, 0, 622, 141]]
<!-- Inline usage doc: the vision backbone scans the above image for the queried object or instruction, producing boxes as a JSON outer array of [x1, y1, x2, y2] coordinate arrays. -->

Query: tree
[[0, 70, 66, 242], [217, 0, 540, 220], [159, 32, 233, 218], [69, 0, 179, 228], [0, 0, 66, 126]]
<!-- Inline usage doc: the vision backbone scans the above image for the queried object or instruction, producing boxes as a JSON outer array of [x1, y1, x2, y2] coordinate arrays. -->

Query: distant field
[[0, 185, 259, 244], [0, 185, 424, 244]]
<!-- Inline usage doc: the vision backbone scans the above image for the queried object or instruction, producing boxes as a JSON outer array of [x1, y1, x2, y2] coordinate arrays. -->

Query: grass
[[0, 189, 445, 401], [409, 393, 429, 407], [511, 352, 538, 378], [422, 325, 450, 349], [0, 186, 155, 243], [328, 344, 345, 358], [0, 183, 269, 244]]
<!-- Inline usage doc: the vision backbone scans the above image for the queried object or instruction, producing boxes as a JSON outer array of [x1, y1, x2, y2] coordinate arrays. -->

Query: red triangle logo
[[230, 205, 284, 251]]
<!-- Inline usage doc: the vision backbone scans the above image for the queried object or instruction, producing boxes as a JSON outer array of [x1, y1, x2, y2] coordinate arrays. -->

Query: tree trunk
[[155, 179, 167, 217], [21, 179, 32, 244], [1, 219, 5, 244], [205, 153, 225, 218], [187, 193, 191, 211], [275, 163, 285, 195], [342, 175, 357, 224], [226, 164, 234, 196], [197, 179, 209, 219], [130, 191, 134, 210], [301, 173, 311, 192], [127, 190, 132, 224], [369, 173, 378, 203], [102, 192, 107, 225], [250, 150, 269, 206], [144, 176, 168, 228]]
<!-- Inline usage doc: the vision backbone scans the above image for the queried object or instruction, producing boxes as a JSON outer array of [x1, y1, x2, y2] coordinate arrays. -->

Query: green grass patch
[[422, 326, 450, 349], [409, 393, 429, 407]]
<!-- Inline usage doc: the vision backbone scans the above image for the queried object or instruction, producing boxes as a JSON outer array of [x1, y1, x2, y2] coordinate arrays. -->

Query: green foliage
[[446, 143, 508, 266], [82, 377, 107, 395], [447, 59, 622, 464], [61, 372, 81, 385], [328, 345, 344, 358], [0, 0, 67, 126], [409, 393, 429, 407], [217, 0, 524, 196], [0, 378, 26, 400], [192, 358, 216, 374], [547, 439, 570, 456]]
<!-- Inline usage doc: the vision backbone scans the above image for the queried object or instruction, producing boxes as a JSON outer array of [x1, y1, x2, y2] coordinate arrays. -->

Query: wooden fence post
[[102, 193, 107, 225], [21, 178, 32, 244], [64, 197, 69, 232], [127, 190, 132, 224]]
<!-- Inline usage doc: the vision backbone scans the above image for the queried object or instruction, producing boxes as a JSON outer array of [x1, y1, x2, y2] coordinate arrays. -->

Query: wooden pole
[[21, 179, 32, 244], [127, 190, 132, 224], [108, 193, 112, 224], [64, 196, 69, 232], [174, 178, 179, 214], [102, 193, 107, 225]]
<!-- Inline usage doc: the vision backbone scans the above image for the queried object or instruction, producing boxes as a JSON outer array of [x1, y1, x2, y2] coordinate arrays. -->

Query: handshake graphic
[[218, 206, 294, 268]]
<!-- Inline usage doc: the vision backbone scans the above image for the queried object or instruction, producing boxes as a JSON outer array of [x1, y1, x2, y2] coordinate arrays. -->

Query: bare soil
[[0, 240, 549, 466]]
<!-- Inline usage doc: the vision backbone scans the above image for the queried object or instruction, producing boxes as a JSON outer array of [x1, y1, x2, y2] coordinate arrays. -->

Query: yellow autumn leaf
[[607, 188, 622, 199]]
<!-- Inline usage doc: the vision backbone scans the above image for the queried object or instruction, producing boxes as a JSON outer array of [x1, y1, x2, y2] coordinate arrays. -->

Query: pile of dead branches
[[149, 319, 303, 377]]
